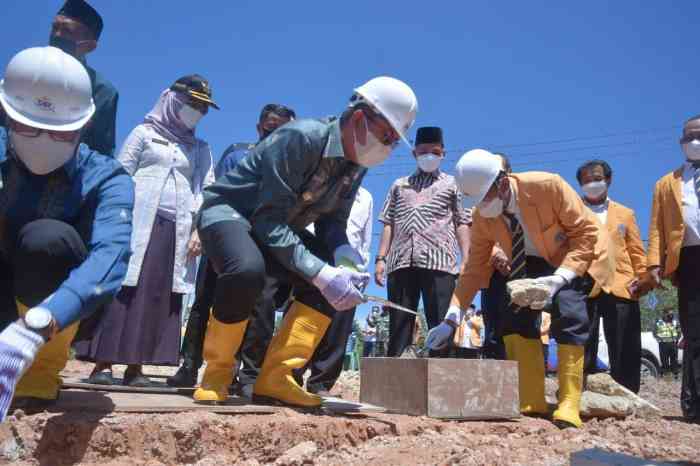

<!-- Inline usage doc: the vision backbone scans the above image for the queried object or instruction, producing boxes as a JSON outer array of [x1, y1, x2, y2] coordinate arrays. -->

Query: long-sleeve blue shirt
[[216, 142, 255, 179], [0, 129, 134, 329]]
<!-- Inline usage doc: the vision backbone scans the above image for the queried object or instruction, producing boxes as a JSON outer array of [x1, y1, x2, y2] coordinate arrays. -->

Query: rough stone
[[274, 441, 318, 465], [581, 374, 662, 420], [506, 278, 551, 309]]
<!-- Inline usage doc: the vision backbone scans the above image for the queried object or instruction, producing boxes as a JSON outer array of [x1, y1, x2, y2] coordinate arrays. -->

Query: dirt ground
[[1, 361, 698, 466]]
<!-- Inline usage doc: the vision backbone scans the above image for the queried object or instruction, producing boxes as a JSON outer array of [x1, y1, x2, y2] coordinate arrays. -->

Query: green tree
[[639, 279, 678, 332]]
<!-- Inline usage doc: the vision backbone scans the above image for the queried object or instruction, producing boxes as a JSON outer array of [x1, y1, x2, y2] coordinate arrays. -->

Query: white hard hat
[[0, 46, 95, 131], [353, 76, 418, 148], [455, 149, 503, 208]]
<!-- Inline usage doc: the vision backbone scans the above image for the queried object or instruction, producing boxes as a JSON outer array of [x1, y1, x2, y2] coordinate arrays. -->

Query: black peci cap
[[57, 0, 104, 40], [415, 126, 443, 146]]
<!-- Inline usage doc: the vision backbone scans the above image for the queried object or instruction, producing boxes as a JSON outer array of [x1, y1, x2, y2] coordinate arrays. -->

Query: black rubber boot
[[167, 286, 210, 387], [167, 360, 199, 387]]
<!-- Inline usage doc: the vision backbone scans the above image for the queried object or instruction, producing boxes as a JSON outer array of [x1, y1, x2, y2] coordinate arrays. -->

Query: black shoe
[[123, 372, 152, 387], [166, 363, 199, 387], [87, 370, 116, 386]]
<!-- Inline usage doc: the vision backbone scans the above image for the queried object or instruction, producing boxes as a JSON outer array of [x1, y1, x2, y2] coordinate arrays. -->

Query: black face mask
[[49, 35, 78, 56]]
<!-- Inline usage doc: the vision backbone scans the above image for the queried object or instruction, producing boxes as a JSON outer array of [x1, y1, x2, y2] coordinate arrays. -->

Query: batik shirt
[[379, 170, 471, 275]]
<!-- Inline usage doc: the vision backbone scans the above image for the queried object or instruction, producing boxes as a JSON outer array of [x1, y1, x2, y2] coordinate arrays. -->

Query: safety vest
[[655, 320, 678, 342]]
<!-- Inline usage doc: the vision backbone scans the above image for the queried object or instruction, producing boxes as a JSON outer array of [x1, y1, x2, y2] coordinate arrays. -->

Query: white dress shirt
[[584, 198, 609, 225], [681, 162, 700, 247], [346, 186, 374, 270]]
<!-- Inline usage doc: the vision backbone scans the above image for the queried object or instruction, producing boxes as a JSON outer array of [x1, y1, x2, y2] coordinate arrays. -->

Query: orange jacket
[[452, 172, 614, 310], [604, 200, 647, 300], [648, 168, 684, 277]]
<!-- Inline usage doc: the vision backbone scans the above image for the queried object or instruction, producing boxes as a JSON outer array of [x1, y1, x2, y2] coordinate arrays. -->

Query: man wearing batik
[[375, 127, 471, 357]]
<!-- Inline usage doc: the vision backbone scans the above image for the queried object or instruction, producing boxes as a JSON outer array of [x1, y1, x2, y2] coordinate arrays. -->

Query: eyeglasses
[[364, 109, 400, 148], [8, 119, 80, 143]]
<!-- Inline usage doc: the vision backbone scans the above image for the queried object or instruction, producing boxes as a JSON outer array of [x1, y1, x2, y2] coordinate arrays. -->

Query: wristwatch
[[23, 307, 55, 340], [375, 255, 386, 264]]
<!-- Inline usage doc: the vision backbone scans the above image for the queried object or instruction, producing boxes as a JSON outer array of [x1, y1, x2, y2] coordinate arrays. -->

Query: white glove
[[313, 264, 370, 311], [333, 244, 366, 272], [507, 275, 567, 310], [425, 306, 461, 350], [0, 323, 45, 422]]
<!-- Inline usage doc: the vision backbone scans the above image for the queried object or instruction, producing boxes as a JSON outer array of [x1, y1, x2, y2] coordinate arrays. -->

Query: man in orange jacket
[[426, 149, 613, 429], [647, 115, 700, 423], [576, 160, 648, 393]]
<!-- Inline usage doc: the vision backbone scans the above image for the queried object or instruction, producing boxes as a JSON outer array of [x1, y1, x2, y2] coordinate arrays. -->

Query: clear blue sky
[[2, 1, 698, 322]]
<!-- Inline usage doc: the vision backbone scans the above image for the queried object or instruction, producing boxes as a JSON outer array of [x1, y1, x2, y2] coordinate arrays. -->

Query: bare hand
[[374, 260, 386, 287], [187, 230, 202, 258], [489, 247, 511, 276]]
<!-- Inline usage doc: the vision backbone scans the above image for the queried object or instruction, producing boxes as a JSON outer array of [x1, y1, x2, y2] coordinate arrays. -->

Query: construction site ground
[[1, 360, 698, 466]]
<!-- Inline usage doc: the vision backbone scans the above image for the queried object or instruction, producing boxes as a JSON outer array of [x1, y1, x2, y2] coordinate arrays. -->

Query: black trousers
[[295, 306, 356, 392], [678, 245, 700, 420], [179, 257, 216, 368], [0, 219, 87, 331], [584, 292, 641, 393], [199, 220, 335, 324], [502, 256, 592, 346], [659, 341, 679, 376], [386, 267, 457, 357], [481, 271, 507, 360]]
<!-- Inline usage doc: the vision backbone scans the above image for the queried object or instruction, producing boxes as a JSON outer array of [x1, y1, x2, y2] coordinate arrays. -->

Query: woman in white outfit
[[75, 75, 217, 386]]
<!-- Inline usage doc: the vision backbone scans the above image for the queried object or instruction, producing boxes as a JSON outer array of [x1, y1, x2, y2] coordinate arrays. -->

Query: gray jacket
[[199, 118, 366, 280]]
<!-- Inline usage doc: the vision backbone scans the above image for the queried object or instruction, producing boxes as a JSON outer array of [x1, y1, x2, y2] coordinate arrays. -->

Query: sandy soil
[[0, 361, 698, 466]]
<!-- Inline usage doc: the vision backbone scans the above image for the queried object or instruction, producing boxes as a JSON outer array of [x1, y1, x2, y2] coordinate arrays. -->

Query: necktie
[[504, 213, 526, 279], [694, 165, 700, 202]]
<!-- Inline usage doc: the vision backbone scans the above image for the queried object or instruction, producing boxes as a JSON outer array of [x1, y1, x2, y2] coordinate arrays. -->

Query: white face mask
[[581, 180, 608, 201], [178, 105, 204, 129], [10, 131, 77, 175], [353, 115, 393, 168], [416, 153, 441, 173], [477, 196, 504, 218], [682, 140, 700, 161]]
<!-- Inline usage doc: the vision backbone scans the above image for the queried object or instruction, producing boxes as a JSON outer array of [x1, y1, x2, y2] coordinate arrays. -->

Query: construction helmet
[[352, 76, 418, 148], [455, 149, 503, 208], [0, 46, 95, 131]]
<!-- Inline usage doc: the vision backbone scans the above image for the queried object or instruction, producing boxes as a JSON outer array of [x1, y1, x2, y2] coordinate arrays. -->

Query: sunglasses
[[8, 119, 79, 143]]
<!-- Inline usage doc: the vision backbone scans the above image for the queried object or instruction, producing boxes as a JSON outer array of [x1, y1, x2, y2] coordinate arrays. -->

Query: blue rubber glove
[[313, 264, 370, 311], [0, 323, 45, 422]]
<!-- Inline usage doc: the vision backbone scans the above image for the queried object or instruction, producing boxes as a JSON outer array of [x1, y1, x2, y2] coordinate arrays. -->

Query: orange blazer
[[452, 172, 614, 310], [604, 200, 647, 300], [648, 167, 684, 277]]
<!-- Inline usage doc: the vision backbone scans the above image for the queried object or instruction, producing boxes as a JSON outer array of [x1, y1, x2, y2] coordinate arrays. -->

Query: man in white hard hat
[[0, 46, 134, 420], [192, 76, 417, 407], [426, 149, 613, 428]]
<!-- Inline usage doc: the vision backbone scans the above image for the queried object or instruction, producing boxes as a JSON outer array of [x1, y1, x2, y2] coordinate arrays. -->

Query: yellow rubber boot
[[193, 317, 248, 403], [553, 344, 584, 428], [253, 301, 331, 407], [14, 301, 79, 400], [503, 334, 547, 415]]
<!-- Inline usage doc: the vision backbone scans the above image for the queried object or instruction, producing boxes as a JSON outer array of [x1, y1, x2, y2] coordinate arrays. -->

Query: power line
[[364, 138, 672, 178]]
